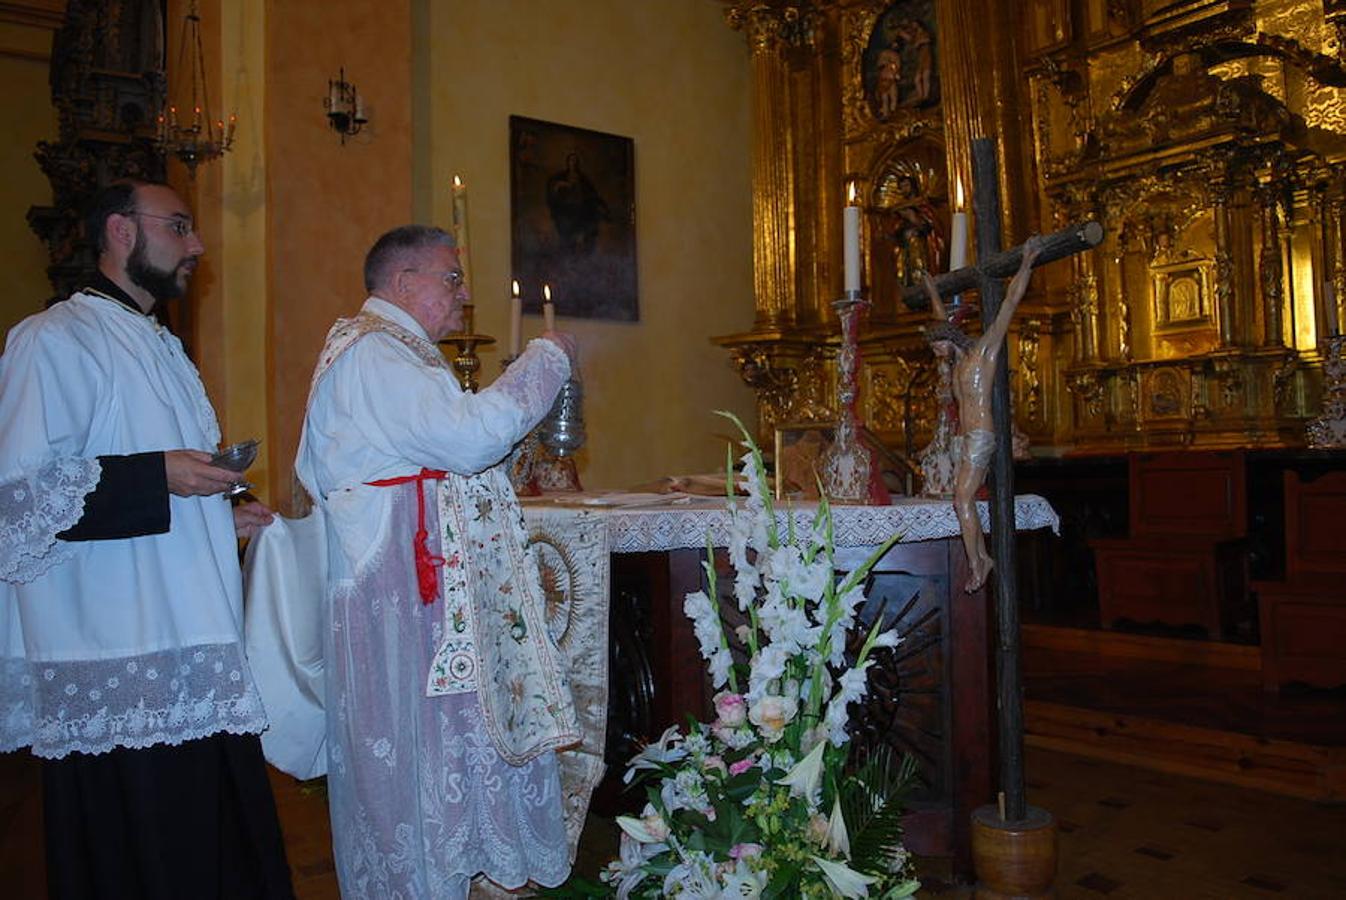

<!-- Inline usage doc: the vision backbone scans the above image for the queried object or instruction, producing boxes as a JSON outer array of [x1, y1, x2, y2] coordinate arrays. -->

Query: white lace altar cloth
[[523, 493, 1059, 554]]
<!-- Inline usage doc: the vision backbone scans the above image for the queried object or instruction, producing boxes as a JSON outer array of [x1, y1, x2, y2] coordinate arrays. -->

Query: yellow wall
[[0, 21, 58, 340], [420, 0, 756, 488]]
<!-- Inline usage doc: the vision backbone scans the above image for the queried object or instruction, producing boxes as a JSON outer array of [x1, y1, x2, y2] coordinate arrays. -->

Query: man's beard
[[126, 232, 191, 303]]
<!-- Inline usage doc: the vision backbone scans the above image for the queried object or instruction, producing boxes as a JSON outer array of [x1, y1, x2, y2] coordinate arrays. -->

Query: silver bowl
[[211, 439, 260, 473]]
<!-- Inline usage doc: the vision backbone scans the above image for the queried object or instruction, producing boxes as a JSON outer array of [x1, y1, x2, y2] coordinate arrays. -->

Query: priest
[[296, 224, 580, 898], [0, 179, 293, 898]]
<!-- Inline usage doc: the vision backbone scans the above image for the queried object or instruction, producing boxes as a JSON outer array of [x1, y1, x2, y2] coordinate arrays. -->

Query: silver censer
[[539, 377, 585, 457]]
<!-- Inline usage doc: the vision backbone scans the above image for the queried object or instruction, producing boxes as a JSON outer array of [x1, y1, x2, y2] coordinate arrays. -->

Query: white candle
[[510, 279, 523, 357], [543, 283, 555, 332], [949, 176, 968, 271], [451, 175, 472, 295], [843, 182, 861, 293]]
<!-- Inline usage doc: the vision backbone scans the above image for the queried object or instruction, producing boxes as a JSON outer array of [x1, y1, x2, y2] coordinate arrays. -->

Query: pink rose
[[728, 757, 755, 776], [713, 691, 748, 728], [729, 842, 763, 859]]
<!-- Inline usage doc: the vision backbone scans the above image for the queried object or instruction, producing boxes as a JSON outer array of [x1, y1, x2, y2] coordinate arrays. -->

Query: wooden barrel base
[[971, 804, 1057, 899]]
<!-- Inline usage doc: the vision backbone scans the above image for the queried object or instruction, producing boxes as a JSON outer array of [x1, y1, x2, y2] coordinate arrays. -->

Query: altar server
[[0, 179, 293, 899], [296, 224, 583, 898]]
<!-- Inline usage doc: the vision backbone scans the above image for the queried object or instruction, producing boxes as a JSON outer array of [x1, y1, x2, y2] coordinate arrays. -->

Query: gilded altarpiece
[[718, 0, 1346, 459]]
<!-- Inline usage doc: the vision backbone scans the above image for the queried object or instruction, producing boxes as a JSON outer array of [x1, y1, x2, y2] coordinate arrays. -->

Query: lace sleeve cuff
[[488, 338, 573, 426], [0, 456, 102, 584]]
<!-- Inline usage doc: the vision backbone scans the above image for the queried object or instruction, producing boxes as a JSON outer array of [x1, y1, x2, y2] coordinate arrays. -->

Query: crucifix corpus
[[903, 138, 1103, 830]]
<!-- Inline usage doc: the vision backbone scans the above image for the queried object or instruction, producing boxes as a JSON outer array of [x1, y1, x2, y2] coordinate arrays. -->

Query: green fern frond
[[840, 745, 921, 875]]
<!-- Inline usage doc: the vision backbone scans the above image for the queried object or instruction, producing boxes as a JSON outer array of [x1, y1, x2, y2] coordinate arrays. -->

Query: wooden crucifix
[[905, 138, 1103, 825]]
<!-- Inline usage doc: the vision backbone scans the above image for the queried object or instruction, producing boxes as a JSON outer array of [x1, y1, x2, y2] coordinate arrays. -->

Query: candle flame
[[543, 284, 552, 302], [453, 174, 463, 188], [955, 176, 964, 210], [847, 181, 857, 205], [511, 279, 520, 297]]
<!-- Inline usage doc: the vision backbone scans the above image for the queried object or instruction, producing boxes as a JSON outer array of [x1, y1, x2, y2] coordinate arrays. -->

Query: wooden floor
[[3, 625, 1344, 898], [4, 741, 1346, 898]]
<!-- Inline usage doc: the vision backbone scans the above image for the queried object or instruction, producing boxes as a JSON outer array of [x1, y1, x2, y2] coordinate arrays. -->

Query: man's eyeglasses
[[132, 211, 197, 239], [404, 268, 466, 290]]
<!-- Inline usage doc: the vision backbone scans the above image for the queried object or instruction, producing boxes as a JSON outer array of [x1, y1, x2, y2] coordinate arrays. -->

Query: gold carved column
[[1259, 183, 1286, 348], [1209, 164, 1239, 349], [728, 4, 800, 330]]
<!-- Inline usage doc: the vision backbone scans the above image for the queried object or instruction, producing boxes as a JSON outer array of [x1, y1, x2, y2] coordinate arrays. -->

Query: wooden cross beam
[[898, 219, 1104, 311]]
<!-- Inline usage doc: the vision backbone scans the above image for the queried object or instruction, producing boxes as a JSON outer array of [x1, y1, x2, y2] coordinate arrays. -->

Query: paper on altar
[[243, 511, 329, 781]]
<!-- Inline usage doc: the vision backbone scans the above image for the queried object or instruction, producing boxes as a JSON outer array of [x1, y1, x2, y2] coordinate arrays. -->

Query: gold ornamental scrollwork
[[1067, 369, 1107, 420], [790, 348, 834, 423], [723, 2, 805, 51], [728, 344, 798, 432]]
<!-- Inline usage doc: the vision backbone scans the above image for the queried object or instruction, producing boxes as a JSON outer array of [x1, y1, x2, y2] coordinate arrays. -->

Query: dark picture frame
[[509, 115, 638, 322]]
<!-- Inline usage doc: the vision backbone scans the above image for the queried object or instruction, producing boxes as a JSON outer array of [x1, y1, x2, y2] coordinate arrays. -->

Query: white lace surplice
[[0, 294, 264, 759], [327, 487, 569, 900]]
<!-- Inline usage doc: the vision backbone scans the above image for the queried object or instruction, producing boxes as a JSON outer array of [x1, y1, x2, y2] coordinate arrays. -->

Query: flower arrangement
[[597, 413, 920, 899]]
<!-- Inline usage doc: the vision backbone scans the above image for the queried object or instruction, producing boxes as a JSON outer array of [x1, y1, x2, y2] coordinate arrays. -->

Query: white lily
[[776, 738, 826, 802], [826, 796, 851, 858], [616, 815, 663, 844], [812, 855, 879, 898], [623, 725, 687, 783]]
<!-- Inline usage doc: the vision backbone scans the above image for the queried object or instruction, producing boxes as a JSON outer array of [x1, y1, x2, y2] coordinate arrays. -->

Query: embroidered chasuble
[[295, 298, 585, 898]]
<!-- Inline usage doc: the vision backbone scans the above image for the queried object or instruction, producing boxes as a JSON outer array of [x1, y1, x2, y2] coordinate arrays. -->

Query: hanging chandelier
[[157, 0, 235, 176]]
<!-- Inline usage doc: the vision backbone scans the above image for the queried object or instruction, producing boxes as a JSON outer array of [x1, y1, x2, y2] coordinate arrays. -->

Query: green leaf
[[765, 861, 803, 898], [840, 745, 921, 876]]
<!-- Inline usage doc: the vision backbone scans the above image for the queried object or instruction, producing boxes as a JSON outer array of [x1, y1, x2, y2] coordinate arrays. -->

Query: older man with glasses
[[0, 179, 293, 898], [288, 224, 581, 898]]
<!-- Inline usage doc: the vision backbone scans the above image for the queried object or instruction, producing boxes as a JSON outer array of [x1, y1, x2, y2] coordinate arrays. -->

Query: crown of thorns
[[924, 319, 975, 350]]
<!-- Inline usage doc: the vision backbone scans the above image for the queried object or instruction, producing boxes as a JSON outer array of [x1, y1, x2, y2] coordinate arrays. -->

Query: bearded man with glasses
[[0, 179, 293, 898]]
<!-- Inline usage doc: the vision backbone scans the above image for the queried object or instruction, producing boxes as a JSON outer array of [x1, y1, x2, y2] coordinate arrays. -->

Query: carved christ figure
[[921, 235, 1043, 593]]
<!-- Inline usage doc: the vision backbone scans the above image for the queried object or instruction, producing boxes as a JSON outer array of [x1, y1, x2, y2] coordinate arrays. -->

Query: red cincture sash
[[365, 468, 449, 604]]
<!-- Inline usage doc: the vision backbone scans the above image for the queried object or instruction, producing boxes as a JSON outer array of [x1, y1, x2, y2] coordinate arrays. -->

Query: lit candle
[[451, 175, 472, 296], [949, 176, 968, 271], [844, 181, 861, 294], [543, 283, 555, 331], [510, 279, 523, 357]]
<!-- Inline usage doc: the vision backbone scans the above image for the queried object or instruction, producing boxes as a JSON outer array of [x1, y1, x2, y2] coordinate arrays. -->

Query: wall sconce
[[325, 68, 367, 143]]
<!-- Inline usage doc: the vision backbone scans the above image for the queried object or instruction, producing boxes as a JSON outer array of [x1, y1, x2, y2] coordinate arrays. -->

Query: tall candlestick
[[451, 175, 472, 295], [543, 283, 555, 331], [510, 279, 523, 357], [949, 176, 968, 271], [844, 182, 861, 294]]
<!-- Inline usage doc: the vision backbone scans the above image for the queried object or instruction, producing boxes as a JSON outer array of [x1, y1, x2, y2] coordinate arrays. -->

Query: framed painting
[[509, 115, 638, 322], [774, 423, 836, 501], [862, 0, 939, 121]]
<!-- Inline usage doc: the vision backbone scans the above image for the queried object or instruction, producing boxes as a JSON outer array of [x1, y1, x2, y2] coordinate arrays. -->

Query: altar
[[521, 491, 1059, 874]]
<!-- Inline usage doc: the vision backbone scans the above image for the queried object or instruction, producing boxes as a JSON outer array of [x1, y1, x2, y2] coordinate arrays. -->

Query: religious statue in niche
[[920, 236, 1042, 593], [863, 0, 940, 120], [876, 163, 945, 288]]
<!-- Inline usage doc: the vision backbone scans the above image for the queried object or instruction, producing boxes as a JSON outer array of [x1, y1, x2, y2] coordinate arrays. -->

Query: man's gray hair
[[363, 225, 456, 293]]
